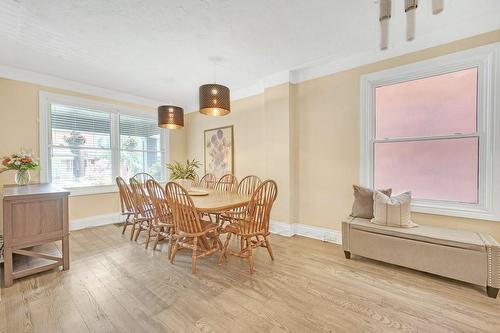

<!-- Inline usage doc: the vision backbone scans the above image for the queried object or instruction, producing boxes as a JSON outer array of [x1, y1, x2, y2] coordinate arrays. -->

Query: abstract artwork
[[204, 125, 233, 178]]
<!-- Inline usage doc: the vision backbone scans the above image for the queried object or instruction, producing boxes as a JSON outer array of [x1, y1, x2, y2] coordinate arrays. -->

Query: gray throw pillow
[[351, 185, 392, 219]]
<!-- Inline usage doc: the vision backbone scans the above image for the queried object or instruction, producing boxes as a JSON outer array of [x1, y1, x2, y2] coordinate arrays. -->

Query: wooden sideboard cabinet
[[2, 184, 70, 287]]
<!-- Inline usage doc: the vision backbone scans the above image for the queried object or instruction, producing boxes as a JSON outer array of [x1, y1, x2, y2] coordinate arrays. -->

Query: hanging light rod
[[378, 0, 443, 50]]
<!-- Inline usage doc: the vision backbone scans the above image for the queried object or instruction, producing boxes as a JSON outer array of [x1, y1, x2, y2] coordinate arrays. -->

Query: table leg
[[62, 234, 70, 270], [4, 247, 13, 287]]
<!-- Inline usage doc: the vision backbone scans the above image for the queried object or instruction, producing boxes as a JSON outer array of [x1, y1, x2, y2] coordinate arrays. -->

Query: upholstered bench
[[342, 216, 500, 298]]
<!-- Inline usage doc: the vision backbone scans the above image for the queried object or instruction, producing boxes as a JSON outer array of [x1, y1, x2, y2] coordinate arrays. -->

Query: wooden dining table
[[189, 188, 252, 214]]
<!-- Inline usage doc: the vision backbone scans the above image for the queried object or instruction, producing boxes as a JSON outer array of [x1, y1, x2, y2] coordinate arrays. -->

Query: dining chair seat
[[224, 220, 271, 237]]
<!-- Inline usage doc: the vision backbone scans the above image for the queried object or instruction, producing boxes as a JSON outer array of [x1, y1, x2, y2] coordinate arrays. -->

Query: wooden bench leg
[[344, 251, 351, 259], [487, 286, 499, 299]]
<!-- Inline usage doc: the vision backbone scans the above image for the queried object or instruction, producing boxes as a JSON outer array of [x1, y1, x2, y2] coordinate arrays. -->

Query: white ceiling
[[1, 0, 500, 111]]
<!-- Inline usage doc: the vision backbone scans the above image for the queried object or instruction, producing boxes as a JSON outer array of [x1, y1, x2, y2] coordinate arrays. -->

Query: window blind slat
[[119, 114, 159, 138], [51, 104, 111, 135]]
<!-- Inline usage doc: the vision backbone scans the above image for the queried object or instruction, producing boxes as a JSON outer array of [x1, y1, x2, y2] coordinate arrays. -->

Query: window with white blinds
[[49, 104, 113, 187], [119, 115, 165, 181], [41, 93, 167, 191]]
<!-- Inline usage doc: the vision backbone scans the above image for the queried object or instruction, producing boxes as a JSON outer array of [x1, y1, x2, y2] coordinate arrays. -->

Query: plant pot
[[15, 170, 31, 186], [175, 178, 193, 190]]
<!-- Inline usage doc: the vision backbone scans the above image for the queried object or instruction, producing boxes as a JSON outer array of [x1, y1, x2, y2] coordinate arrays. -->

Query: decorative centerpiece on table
[[166, 159, 201, 189], [0, 151, 40, 185]]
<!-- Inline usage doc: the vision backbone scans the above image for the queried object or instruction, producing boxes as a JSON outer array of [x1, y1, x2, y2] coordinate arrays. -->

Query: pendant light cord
[[213, 60, 217, 84]]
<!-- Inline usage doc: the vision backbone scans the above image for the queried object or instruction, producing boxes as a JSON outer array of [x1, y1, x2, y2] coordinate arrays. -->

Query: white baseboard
[[270, 220, 342, 245], [70, 213, 123, 231], [69, 214, 342, 245]]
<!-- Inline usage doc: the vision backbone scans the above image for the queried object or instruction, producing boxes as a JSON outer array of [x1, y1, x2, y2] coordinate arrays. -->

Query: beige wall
[[0, 78, 176, 230], [182, 30, 500, 239], [183, 83, 297, 223], [2, 30, 500, 239], [297, 30, 500, 239]]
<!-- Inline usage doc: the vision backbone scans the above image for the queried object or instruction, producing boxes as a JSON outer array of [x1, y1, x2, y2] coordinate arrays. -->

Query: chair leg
[[170, 238, 180, 264], [145, 225, 153, 249], [216, 233, 223, 251], [130, 221, 137, 241], [246, 237, 254, 273], [153, 227, 161, 251], [134, 225, 142, 241], [263, 235, 274, 261], [192, 237, 198, 274], [240, 236, 245, 253], [167, 229, 174, 260], [122, 215, 130, 235], [219, 232, 232, 264]]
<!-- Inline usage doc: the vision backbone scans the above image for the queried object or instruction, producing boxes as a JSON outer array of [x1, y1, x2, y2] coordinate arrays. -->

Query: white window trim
[[360, 43, 500, 222], [39, 92, 169, 197]]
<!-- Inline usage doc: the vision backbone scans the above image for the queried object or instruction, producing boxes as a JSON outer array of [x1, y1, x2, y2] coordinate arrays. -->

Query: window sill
[[63, 185, 118, 197], [62, 181, 168, 197], [411, 200, 500, 222]]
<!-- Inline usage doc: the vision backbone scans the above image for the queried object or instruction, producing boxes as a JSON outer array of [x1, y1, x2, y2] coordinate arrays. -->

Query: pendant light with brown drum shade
[[157, 105, 184, 129], [199, 83, 231, 116]]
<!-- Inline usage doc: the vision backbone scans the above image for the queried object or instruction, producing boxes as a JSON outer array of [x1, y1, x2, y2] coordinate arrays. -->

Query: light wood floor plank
[[1, 223, 499, 332]]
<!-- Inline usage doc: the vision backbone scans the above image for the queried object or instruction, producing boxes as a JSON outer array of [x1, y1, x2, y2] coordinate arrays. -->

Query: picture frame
[[204, 125, 234, 178]]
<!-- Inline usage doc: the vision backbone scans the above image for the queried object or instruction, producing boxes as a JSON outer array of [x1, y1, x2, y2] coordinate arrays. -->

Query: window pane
[[51, 104, 111, 149], [374, 138, 479, 203], [120, 115, 161, 151], [51, 147, 113, 187], [120, 151, 164, 181], [375, 68, 477, 138]]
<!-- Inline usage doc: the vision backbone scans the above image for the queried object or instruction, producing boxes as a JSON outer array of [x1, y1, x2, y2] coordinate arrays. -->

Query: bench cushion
[[349, 217, 486, 252]]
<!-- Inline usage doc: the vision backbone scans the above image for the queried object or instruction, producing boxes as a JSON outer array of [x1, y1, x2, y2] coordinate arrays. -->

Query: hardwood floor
[[1, 223, 499, 333]]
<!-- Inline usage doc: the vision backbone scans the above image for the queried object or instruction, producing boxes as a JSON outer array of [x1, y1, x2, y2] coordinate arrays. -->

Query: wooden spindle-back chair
[[131, 172, 154, 184], [131, 172, 154, 196], [219, 180, 278, 273], [198, 173, 217, 189], [164, 182, 222, 273], [215, 174, 238, 192], [129, 177, 155, 244], [145, 179, 175, 257], [220, 175, 262, 238], [237, 175, 262, 195], [116, 176, 136, 235]]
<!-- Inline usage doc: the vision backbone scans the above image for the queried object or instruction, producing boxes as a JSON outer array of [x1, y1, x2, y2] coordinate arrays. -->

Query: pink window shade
[[375, 68, 478, 139], [374, 138, 479, 203]]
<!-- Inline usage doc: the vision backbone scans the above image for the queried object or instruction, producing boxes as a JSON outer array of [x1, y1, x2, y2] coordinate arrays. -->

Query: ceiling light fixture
[[379, 0, 443, 50], [158, 105, 184, 129], [199, 60, 231, 116]]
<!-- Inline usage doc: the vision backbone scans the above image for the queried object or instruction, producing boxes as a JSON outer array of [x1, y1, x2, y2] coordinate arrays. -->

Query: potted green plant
[[166, 159, 201, 189]]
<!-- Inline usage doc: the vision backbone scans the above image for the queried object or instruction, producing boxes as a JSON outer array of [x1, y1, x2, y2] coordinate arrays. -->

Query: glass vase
[[15, 170, 31, 186]]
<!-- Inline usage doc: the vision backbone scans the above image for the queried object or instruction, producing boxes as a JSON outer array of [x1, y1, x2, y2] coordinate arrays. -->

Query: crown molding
[[0, 64, 166, 107]]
